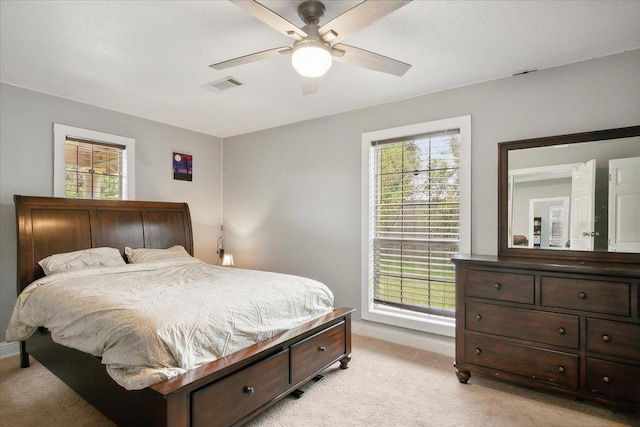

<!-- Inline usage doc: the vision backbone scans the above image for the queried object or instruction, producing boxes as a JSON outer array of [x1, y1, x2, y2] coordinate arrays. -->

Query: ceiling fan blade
[[332, 43, 411, 76], [210, 46, 292, 70], [230, 0, 307, 40], [301, 76, 318, 96], [319, 0, 412, 44]]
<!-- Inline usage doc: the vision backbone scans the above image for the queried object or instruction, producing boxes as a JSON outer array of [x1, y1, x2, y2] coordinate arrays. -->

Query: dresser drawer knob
[[601, 335, 611, 342], [244, 386, 255, 395], [493, 283, 501, 290], [475, 348, 482, 355], [557, 366, 566, 373], [602, 376, 611, 383], [475, 314, 482, 321], [318, 346, 326, 352], [577, 292, 587, 299], [557, 327, 566, 335]]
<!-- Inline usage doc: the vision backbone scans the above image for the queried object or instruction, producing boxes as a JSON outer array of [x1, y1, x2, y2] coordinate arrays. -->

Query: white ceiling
[[1, 1, 639, 138]]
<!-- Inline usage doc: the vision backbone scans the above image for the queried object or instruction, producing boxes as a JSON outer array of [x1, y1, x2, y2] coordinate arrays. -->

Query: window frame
[[54, 124, 135, 199], [361, 116, 471, 337]]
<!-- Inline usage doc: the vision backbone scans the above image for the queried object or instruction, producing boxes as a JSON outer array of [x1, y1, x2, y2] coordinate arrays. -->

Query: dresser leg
[[454, 363, 470, 383], [339, 355, 351, 369]]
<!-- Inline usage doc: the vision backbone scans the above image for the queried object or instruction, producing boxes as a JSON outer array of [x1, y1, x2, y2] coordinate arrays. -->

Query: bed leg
[[20, 341, 30, 368], [339, 355, 351, 369]]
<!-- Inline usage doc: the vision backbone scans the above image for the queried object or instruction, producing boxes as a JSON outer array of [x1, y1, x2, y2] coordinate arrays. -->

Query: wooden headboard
[[14, 195, 194, 293]]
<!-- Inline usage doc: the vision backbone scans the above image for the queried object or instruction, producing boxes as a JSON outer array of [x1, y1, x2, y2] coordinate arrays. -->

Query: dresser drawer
[[540, 277, 630, 315], [466, 302, 579, 348], [587, 319, 640, 360], [192, 350, 289, 427], [587, 358, 640, 403], [465, 335, 579, 388], [465, 269, 534, 304], [291, 321, 345, 384]]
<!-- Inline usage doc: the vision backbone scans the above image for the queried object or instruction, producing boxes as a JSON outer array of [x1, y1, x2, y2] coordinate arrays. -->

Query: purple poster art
[[173, 152, 193, 181]]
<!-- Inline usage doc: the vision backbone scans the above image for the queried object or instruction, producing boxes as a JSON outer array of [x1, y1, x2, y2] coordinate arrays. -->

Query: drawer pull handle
[[578, 292, 587, 299], [475, 348, 482, 355], [557, 366, 566, 373], [602, 376, 611, 383], [318, 346, 326, 352], [557, 327, 566, 335], [601, 335, 611, 342], [475, 314, 482, 321], [244, 386, 255, 395], [493, 283, 501, 290]]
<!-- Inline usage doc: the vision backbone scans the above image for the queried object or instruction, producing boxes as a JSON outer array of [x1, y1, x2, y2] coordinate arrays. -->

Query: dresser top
[[452, 254, 640, 278]]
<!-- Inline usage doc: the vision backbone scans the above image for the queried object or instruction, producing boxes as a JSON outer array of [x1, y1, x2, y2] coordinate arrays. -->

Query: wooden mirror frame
[[498, 125, 640, 264]]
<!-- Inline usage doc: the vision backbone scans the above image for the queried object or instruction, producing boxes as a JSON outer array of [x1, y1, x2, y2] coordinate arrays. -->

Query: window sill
[[361, 304, 455, 338]]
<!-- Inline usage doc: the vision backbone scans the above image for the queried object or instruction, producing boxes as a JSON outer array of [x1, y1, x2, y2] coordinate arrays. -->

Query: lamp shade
[[291, 41, 332, 78], [221, 253, 234, 266]]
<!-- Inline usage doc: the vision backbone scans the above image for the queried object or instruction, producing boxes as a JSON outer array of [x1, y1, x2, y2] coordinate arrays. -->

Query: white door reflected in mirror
[[608, 157, 640, 252], [570, 159, 596, 251]]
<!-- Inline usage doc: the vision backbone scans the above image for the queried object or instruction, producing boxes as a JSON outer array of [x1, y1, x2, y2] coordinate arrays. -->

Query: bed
[[11, 195, 353, 427]]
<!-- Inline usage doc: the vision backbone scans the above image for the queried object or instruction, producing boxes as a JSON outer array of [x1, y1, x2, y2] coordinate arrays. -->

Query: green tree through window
[[373, 130, 460, 317]]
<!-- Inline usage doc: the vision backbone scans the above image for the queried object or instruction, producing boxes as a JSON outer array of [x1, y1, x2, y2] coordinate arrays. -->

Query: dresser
[[452, 255, 640, 411]]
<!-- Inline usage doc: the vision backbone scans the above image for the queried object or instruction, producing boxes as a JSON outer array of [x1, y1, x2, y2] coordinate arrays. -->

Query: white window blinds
[[372, 129, 460, 317], [64, 137, 127, 200]]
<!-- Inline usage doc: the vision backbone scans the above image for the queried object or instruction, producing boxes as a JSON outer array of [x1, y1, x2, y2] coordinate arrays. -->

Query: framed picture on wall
[[173, 152, 193, 181]]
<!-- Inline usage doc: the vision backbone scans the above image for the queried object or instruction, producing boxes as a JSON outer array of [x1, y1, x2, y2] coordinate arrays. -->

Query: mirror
[[499, 126, 640, 263]]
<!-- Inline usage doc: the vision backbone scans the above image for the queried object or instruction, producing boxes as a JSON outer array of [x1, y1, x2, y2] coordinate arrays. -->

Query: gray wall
[[0, 83, 222, 341], [223, 50, 640, 328]]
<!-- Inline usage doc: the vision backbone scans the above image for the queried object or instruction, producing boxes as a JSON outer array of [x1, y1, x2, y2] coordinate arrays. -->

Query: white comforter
[[6, 259, 334, 390]]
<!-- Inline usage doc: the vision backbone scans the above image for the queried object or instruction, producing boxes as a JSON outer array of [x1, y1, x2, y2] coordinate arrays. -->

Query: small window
[[64, 138, 127, 199], [54, 124, 135, 199]]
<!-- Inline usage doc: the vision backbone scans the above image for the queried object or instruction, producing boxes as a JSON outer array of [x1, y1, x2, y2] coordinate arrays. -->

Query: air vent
[[202, 77, 243, 93]]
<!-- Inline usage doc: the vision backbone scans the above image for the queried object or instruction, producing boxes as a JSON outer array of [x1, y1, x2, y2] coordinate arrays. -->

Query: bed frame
[[14, 195, 353, 427]]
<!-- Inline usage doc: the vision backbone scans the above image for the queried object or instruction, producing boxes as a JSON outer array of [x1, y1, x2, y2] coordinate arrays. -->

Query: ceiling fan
[[210, 0, 412, 94]]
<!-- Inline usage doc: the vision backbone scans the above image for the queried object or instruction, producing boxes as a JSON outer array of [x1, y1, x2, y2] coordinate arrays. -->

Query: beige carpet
[[1, 335, 637, 427]]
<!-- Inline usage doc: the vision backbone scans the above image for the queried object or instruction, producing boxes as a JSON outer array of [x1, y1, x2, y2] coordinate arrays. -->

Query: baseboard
[[352, 321, 455, 358], [0, 341, 19, 359]]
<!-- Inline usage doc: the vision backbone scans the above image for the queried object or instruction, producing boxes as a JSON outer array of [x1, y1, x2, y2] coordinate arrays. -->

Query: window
[[54, 124, 135, 199], [361, 116, 471, 336], [64, 138, 126, 199]]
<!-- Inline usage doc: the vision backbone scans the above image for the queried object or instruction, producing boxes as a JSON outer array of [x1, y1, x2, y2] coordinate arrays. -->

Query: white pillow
[[125, 245, 192, 264], [39, 247, 126, 275]]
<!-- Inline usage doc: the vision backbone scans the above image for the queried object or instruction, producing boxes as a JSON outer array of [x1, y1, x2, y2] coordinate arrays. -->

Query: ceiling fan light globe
[[292, 44, 332, 78]]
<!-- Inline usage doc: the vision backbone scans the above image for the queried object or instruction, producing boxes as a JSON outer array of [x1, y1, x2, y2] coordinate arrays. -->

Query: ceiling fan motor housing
[[293, 23, 329, 50]]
